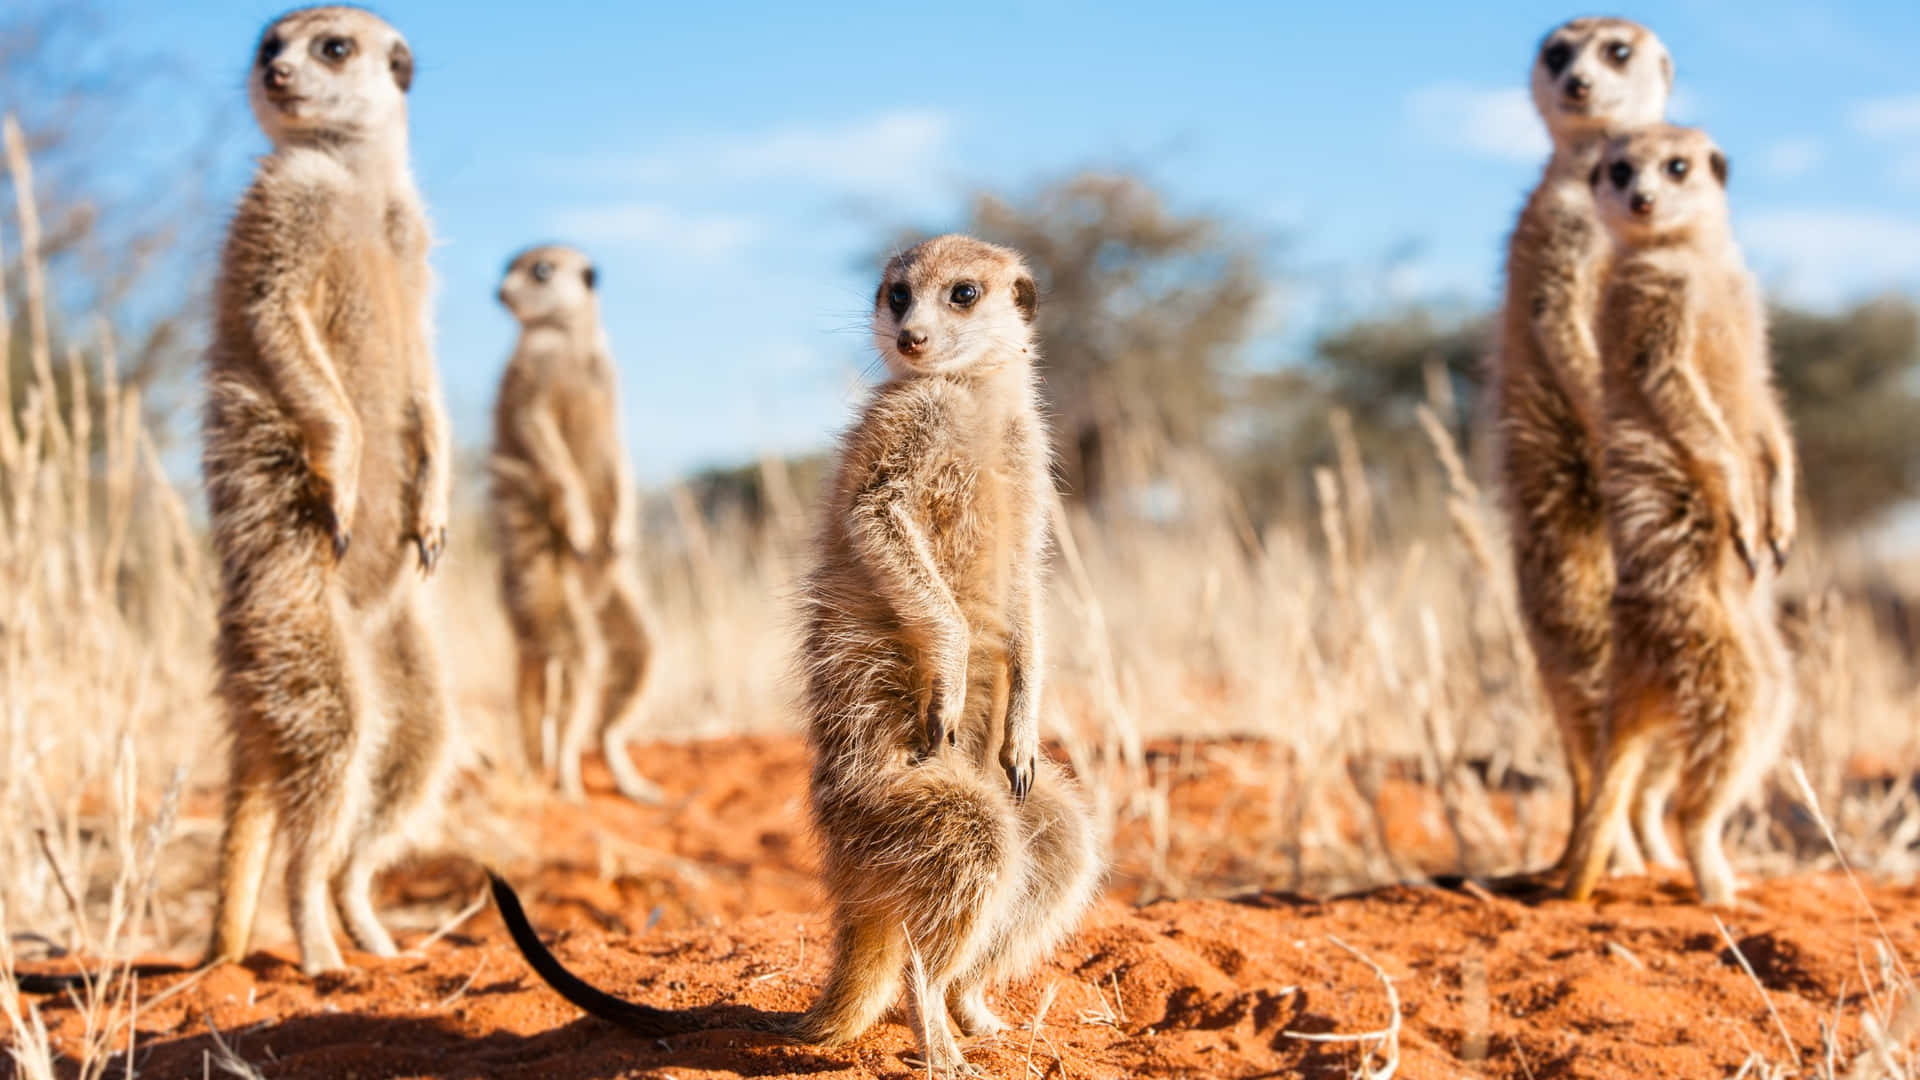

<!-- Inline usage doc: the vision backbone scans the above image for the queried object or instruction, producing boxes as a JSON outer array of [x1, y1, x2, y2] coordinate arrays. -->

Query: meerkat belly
[[328, 239, 418, 606]]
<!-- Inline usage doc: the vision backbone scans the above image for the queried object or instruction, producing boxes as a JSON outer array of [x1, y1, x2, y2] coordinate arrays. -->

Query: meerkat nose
[[1564, 75, 1591, 101], [896, 328, 928, 355], [1629, 193, 1655, 216], [264, 61, 294, 91]]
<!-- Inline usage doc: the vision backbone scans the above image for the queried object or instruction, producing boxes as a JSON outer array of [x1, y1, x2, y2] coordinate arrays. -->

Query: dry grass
[[4, 111, 1920, 1075]]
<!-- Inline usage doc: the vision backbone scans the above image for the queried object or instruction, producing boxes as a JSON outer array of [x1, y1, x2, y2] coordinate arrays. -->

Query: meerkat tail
[[488, 872, 702, 1036]]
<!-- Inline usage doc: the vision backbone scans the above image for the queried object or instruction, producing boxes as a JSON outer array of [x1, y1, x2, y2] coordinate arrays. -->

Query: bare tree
[[966, 173, 1266, 504]]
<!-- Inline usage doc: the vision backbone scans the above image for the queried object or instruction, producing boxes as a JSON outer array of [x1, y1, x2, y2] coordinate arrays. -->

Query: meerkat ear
[[1709, 150, 1729, 186], [389, 40, 414, 92], [1013, 276, 1037, 323], [583, 265, 597, 291]]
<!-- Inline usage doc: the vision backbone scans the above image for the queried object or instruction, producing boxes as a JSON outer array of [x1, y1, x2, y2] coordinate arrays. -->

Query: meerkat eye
[[258, 35, 284, 66], [1608, 160, 1634, 190], [530, 261, 553, 284], [1607, 41, 1633, 64], [1665, 157, 1690, 180], [887, 282, 911, 316], [316, 36, 354, 63], [949, 282, 980, 308], [1542, 41, 1573, 76]]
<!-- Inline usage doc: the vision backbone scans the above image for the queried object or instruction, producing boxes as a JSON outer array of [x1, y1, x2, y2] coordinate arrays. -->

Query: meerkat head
[[1530, 17, 1671, 145], [872, 235, 1037, 379], [497, 245, 599, 327], [249, 6, 414, 147], [1591, 124, 1730, 246]]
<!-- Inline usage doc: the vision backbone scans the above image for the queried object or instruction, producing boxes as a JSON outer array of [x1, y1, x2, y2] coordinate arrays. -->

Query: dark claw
[[1008, 762, 1033, 803], [1769, 537, 1788, 571], [414, 527, 446, 575], [1731, 532, 1757, 579], [925, 681, 946, 753]]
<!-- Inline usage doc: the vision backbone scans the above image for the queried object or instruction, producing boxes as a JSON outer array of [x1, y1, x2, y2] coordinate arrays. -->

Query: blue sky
[[97, 0, 1920, 482]]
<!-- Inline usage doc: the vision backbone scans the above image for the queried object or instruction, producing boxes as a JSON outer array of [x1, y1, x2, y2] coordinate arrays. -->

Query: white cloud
[[1742, 209, 1920, 305], [1405, 84, 1549, 162], [1851, 95, 1920, 139], [543, 203, 755, 262], [575, 109, 953, 199], [1760, 137, 1823, 178]]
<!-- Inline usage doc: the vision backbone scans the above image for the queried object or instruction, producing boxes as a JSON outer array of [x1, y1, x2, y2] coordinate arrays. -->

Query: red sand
[[14, 735, 1920, 1078]]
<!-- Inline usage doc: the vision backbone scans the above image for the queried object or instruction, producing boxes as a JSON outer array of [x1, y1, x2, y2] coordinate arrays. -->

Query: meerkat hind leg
[[1632, 755, 1683, 869], [946, 767, 1100, 1038], [597, 574, 662, 805], [206, 748, 280, 965], [1563, 715, 1658, 902], [554, 572, 604, 801], [334, 595, 451, 957], [794, 916, 908, 1046]]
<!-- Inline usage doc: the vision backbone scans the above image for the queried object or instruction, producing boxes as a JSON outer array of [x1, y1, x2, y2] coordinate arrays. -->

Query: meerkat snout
[[1564, 74, 1591, 102]]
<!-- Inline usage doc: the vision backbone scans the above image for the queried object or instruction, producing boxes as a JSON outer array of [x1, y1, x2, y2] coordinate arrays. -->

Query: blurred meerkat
[[1562, 125, 1797, 905], [1492, 16, 1674, 874], [491, 244, 660, 804], [202, 5, 452, 975], [489, 235, 1103, 1074]]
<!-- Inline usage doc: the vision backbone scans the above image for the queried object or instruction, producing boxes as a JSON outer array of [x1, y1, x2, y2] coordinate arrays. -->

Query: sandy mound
[[15, 735, 1919, 1078]]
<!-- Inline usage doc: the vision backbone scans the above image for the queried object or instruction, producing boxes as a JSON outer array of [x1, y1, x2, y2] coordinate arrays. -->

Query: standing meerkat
[[491, 244, 661, 804], [202, 5, 453, 975], [1492, 16, 1675, 874], [490, 235, 1103, 1074], [1562, 125, 1797, 905]]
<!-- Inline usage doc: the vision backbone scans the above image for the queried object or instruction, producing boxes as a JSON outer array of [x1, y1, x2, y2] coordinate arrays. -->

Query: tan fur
[[490, 244, 659, 803], [1562, 125, 1798, 905], [203, 6, 451, 975], [1493, 17, 1672, 875], [792, 235, 1102, 1071]]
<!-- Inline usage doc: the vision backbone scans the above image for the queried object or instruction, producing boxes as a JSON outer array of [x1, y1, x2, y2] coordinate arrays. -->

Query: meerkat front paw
[[409, 519, 446, 574], [561, 496, 597, 558], [1000, 717, 1038, 802], [310, 472, 356, 561], [1765, 481, 1795, 570], [925, 661, 969, 752]]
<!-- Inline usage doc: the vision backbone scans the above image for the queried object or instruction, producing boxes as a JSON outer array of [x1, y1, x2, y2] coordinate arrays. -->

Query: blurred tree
[[966, 174, 1265, 504], [1309, 306, 1489, 465], [1770, 295, 1920, 533]]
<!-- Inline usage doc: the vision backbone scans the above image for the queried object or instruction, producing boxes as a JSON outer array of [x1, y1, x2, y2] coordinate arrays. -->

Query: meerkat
[[491, 244, 661, 804], [1492, 16, 1675, 875], [490, 235, 1103, 1074], [201, 6, 453, 975], [1561, 125, 1798, 905]]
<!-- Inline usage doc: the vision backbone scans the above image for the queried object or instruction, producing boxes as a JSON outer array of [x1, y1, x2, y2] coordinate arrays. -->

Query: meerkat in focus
[[1562, 125, 1797, 905], [489, 236, 1103, 1074], [491, 245, 660, 804], [1492, 16, 1675, 874], [202, 6, 453, 975]]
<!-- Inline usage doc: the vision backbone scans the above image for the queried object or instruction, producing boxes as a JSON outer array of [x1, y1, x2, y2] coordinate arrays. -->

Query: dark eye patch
[[1609, 160, 1633, 191], [887, 282, 911, 316], [530, 260, 553, 283], [949, 281, 979, 308], [1607, 41, 1632, 64], [314, 35, 354, 62], [1665, 157, 1689, 180], [1542, 40, 1573, 76], [258, 35, 284, 66]]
